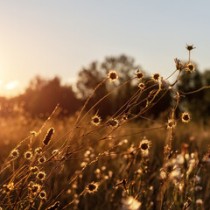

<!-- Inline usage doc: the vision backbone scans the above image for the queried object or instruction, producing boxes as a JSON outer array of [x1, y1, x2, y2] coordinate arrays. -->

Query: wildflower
[[86, 182, 99, 194], [43, 128, 54, 146], [30, 166, 39, 174], [91, 115, 101, 126], [167, 119, 176, 129], [107, 118, 119, 128], [185, 62, 195, 72], [38, 156, 46, 164], [36, 171, 46, 181], [35, 147, 42, 155], [10, 149, 19, 159], [24, 151, 33, 160], [152, 73, 160, 82], [28, 182, 41, 194], [135, 69, 144, 80], [139, 137, 151, 157], [186, 44, 195, 51], [181, 112, 191, 123], [121, 196, 141, 210], [39, 190, 47, 200], [174, 58, 184, 71], [138, 82, 145, 90], [107, 70, 118, 81]]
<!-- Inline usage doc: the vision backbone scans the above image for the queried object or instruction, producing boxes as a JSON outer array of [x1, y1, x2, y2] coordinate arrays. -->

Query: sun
[[5, 80, 19, 90]]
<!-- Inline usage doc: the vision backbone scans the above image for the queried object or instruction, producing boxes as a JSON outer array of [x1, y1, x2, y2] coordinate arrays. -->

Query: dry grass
[[0, 45, 210, 210]]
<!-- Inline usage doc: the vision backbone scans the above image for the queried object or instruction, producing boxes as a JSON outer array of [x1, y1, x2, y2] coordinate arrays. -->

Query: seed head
[[24, 151, 33, 160], [174, 58, 184, 71], [135, 69, 144, 80], [107, 118, 119, 128], [139, 138, 151, 157], [91, 115, 101, 126], [181, 112, 191, 123], [86, 182, 99, 194], [35, 147, 42, 155], [36, 171, 46, 181], [186, 44, 195, 51], [38, 156, 47, 164], [185, 63, 195, 72], [43, 128, 54, 146], [152, 73, 160, 82], [167, 119, 177, 129], [28, 182, 41, 194], [138, 82, 145, 90], [107, 70, 118, 81], [30, 166, 39, 174], [10, 149, 19, 159], [39, 190, 47, 200]]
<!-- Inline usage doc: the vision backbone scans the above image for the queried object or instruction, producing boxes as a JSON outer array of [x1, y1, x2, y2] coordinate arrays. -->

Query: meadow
[[0, 46, 210, 210]]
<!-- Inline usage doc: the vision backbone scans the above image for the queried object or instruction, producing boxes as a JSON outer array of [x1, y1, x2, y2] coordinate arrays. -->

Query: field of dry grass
[[1, 46, 210, 210]]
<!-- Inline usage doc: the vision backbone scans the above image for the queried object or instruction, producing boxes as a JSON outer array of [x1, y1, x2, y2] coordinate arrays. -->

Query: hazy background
[[0, 0, 210, 96]]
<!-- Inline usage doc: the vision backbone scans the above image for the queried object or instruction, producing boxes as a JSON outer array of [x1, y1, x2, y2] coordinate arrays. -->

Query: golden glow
[[5, 80, 19, 90]]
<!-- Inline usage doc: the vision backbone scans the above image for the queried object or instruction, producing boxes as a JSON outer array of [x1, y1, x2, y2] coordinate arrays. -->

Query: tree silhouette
[[20, 76, 81, 117], [76, 54, 172, 118]]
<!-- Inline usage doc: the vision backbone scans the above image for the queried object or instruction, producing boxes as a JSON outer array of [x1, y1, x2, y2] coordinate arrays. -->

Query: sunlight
[[5, 80, 19, 90]]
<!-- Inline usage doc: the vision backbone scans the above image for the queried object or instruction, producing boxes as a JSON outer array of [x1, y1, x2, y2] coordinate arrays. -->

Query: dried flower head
[[181, 112, 191, 123], [39, 190, 47, 200], [139, 138, 151, 151], [167, 119, 177, 129], [28, 182, 41, 194], [36, 171, 46, 181], [139, 138, 151, 157], [10, 149, 19, 159], [152, 73, 160, 82], [38, 156, 47, 164], [30, 166, 39, 174], [174, 58, 184, 71], [185, 62, 195, 72], [24, 151, 33, 160], [86, 182, 99, 194], [35, 147, 42, 155], [107, 118, 119, 128], [138, 82, 145, 90], [135, 69, 144, 80], [186, 44, 195, 51], [91, 115, 101, 126], [43, 128, 54, 146], [107, 70, 118, 81]]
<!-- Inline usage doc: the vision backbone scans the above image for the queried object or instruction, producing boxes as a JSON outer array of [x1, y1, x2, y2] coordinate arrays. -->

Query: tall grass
[[0, 45, 209, 210]]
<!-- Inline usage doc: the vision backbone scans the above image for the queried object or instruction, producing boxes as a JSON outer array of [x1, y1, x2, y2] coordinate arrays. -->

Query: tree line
[[0, 55, 210, 121]]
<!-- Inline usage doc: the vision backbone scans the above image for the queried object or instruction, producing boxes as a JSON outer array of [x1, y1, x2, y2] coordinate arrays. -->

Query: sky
[[0, 0, 210, 97]]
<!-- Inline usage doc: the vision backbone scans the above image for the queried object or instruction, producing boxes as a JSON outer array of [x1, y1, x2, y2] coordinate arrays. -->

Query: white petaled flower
[[121, 196, 141, 210]]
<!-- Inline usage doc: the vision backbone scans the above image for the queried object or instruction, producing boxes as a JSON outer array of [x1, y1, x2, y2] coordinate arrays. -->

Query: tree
[[20, 76, 81, 117], [76, 54, 172, 118]]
